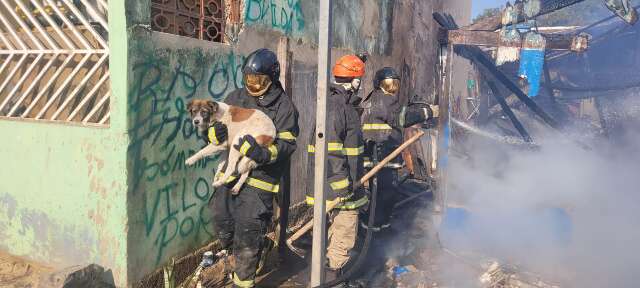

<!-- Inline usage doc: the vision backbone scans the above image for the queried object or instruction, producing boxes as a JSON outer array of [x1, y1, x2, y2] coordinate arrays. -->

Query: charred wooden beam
[[472, 50, 561, 130], [487, 81, 533, 143], [461, 0, 587, 32], [435, 12, 561, 131], [446, 29, 581, 50]]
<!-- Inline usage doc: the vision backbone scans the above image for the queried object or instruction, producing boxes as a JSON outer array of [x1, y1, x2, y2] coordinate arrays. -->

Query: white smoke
[[443, 124, 640, 287]]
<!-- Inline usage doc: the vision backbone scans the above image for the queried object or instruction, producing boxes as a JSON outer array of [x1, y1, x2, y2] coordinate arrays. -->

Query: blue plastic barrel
[[518, 32, 546, 97]]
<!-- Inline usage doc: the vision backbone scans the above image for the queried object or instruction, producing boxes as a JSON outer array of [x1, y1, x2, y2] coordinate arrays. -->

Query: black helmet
[[243, 48, 280, 81], [373, 67, 400, 88]]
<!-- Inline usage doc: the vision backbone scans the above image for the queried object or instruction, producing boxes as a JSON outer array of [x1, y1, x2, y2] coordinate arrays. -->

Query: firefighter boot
[[325, 268, 347, 288]]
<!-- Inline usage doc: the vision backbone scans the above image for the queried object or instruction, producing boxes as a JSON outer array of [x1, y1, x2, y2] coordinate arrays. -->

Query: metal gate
[[0, 0, 109, 126]]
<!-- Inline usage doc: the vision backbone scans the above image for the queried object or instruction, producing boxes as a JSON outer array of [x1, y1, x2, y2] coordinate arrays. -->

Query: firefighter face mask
[[380, 78, 400, 95], [244, 74, 272, 97], [351, 78, 361, 93]]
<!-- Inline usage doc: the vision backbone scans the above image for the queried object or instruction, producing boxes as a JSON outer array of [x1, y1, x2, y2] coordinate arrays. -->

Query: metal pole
[[434, 43, 453, 228], [311, 0, 332, 286]]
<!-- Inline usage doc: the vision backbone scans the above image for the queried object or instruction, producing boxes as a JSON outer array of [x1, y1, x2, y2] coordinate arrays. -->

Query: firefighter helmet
[[242, 48, 280, 96], [374, 67, 400, 95], [332, 55, 366, 78]]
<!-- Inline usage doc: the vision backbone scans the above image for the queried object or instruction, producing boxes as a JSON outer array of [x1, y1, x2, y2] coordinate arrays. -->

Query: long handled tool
[[286, 130, 426, 257]]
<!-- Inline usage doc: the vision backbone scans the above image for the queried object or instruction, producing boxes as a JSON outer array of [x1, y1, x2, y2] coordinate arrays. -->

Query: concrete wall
[[0, 0, 472, 286], [124, 0, 472, 284], [126, 0, 412, 282], [241, 0, 394, 54], [0, 0, 130, 285], [125, 32, 256, 283]]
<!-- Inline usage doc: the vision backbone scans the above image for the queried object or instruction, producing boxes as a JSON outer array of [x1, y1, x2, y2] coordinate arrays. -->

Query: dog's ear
[[186, 100, 194, 114], [207, 100, 218, 113]]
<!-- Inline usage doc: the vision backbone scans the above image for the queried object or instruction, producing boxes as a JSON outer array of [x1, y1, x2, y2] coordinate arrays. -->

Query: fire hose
[[299, 131, 426, 288]]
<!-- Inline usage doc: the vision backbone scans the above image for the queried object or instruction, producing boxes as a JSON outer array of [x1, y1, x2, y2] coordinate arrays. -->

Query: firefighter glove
[[234, 135, 272, 165], [327, 197, 345, 208], [402, 104, 438, 128], [208, 122, 228, 145]]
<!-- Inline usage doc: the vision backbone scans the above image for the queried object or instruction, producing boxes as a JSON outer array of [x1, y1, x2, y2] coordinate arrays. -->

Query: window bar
[[22, 54, 76, 117], [0, 28, 15, 50], [98, 110, 110, 125], [97, 0, 108, 11], [50, 53, 108, 120], [15, 0, 61, 50], [0, 33, 16, 76], [79, 0, 109, 31], [61, 0, 108, 49], [66, 71, 110, 121], [34, 53, 92, 119], [0, 53, 45, 112], [30, 0, 77, 50], [0, 54, 28, 98], [0, 10, 28, 50], [0, 0, 45, 50], [199, 0, 205, 40], [0, 49, 108, 54], [0, 54, 15, 79], [82, 90, 110, 124], [44, 0, 93, 50], [7, 54, 61, 116]]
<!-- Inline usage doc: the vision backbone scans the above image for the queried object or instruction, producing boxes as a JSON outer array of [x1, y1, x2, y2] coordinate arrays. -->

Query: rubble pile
[[364, 196, 563, 288]]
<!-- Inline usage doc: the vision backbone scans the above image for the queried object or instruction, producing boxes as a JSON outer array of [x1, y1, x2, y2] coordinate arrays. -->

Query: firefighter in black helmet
[[209, 48, 299, 288], [360, 67, 438, 232]]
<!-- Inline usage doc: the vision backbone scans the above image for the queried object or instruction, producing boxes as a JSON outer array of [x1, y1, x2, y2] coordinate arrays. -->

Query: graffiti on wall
[[128, 51, 245, 265], [245, 0, 305, 35]]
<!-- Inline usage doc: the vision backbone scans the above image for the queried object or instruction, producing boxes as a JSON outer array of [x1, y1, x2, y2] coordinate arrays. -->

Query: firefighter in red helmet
[[306, 54, 368, 286]]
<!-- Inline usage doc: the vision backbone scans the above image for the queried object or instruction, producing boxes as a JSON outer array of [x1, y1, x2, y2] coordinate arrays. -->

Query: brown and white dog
[[185, 99, 276, 194]]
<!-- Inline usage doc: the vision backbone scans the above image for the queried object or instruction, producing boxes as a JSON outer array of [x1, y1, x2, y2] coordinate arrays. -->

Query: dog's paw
[[231, 184, 242, 195], [185, 156, 198, 166], [212, 180, 224, 188]]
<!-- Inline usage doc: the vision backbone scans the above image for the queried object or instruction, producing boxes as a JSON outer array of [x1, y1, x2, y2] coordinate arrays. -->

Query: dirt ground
[[193, 179, 443, 288], [2, 179, 561, 288], [0, 251, 58, 288]]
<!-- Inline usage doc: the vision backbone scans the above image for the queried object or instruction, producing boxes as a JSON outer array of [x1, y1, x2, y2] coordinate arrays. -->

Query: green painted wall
[[0, 0, 130, 286], [125, 30, 249, 282]]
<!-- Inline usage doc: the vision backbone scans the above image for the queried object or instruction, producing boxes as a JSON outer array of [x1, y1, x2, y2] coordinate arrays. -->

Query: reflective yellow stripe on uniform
[[208, 127, 219, 144], [305, 195, 369, 209], [363, 123, 393, 130], [268, 144, 278, 162], [308, 144, 363, 156], [233, 273, 255, 288], [308, 143, 344, 152], [336, 196, 369, 209], [343, 146, 364, 156], [216, 172, 280, 193], [330, 178, 350, 191], [239, 141, 251, 155], [277, 131, 297, 140], [328, 142, 344, 152]]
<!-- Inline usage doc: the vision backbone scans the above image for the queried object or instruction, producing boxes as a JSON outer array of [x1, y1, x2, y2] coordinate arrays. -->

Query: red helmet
[[332, 55, 366, 78]]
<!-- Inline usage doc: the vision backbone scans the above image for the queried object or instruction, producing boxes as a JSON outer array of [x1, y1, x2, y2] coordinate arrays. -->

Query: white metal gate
[[0, 0, 109, 125]]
